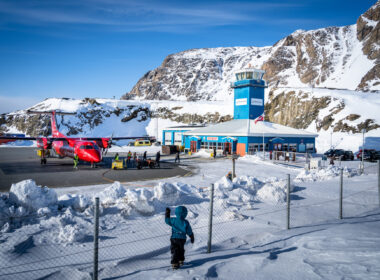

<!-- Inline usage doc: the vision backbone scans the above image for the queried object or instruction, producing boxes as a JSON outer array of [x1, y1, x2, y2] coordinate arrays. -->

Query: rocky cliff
[[124, 2, 380, 102]]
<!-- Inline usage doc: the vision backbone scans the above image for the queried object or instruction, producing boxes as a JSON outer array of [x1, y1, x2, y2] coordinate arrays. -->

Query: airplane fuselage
[[38, 138, 102, 163]]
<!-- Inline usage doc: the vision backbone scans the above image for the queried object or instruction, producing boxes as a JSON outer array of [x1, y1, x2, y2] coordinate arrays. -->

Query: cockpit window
[[80, 145, 94, 150]]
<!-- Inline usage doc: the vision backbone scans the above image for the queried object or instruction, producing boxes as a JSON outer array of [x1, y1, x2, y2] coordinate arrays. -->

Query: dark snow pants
[[170, 238, 186, 264]]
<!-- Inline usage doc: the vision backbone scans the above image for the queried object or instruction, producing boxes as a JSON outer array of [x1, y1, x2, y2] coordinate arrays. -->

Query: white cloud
[[0, 0, 304, 32]]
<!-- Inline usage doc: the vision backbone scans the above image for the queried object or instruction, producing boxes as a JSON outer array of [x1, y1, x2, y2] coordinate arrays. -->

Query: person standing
[[114, 153, 119, 161], [165, 206, 194, 269], [156, 151, 161, 167], [73, 154, 79, 169], [213, 147, 216, 159], [143, 151, 147, 161], [175, 150, 180, 164]]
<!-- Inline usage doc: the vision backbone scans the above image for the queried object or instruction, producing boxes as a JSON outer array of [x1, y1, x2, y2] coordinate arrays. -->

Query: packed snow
[[0, 154, 379, 279]]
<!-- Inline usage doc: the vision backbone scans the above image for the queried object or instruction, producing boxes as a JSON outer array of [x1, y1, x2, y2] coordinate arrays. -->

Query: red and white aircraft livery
[[0, 110, 154, 165]]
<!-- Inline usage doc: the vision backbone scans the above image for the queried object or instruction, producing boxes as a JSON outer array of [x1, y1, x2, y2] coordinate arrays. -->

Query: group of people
[[114, 150, 161, 168]]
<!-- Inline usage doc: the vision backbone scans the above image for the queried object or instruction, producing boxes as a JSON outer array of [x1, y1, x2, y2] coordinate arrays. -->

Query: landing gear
[[39, 149, 47, 165], [91, 162, 96, 168]]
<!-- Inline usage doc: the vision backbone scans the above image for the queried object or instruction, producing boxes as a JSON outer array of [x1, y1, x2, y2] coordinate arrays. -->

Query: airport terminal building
[[163, 68, 317, 156]]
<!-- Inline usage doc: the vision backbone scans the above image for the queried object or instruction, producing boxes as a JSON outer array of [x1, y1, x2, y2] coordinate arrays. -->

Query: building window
[[289, 144, 297, 152], [246, 72, 253, 79], [306, 143, 314, 152], [217, 142, 223, 150]]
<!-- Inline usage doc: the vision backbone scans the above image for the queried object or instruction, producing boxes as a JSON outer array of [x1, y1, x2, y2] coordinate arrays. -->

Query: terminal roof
[[183, 119, 318, 138]]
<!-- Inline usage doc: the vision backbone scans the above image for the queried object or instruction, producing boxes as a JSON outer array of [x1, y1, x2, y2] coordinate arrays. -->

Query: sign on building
[[235, 98, 247, 106], [251, 98, 263, 106]]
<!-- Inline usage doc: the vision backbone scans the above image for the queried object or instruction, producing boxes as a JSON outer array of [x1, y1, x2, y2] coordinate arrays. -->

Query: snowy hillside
[[1, 92, 380, 153]]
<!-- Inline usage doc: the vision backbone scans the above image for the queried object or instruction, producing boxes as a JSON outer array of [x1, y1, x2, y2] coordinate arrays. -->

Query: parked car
[[323, 149, 354, 161], [134, 139, 152, 146], [324, 149, 344, 158], [343, 150, 354, 161], [373, 151, 380, 161], [357, 149, 377, 161]]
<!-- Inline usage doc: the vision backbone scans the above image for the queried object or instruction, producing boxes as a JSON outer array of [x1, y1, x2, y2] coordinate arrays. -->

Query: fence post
[[378, 160, 380, 207], [287, 174, 290, 230], [207, 183, 215, 253], [232, 157, 236, 178], [93, 197, 99, 280], [339, 169, 343, 219]]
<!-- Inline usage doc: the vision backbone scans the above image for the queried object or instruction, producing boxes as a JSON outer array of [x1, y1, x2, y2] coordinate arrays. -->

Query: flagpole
[[262, 122, 265, 161]]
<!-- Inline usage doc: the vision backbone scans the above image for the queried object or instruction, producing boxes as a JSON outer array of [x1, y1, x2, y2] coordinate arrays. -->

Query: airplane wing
[[0, 136, 37, 140]]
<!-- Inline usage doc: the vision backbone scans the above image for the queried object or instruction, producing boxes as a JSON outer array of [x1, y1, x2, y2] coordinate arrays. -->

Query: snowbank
[[214, 175, 291, 204], [9, 179, 58, 211], [295, 166, 358, 182]]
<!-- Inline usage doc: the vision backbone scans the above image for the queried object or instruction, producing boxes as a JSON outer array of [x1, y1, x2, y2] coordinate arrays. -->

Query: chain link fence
[[0, 161, 379, 279]]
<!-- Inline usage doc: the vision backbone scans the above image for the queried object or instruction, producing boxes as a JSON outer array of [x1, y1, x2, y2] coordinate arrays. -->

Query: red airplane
[[0, 110, 154, 166]]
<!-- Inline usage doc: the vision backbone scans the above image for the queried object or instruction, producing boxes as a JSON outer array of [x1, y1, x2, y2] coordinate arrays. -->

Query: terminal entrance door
[[190, 141, 197, 153], [274, 143, 282, 151], [224, 142, 232, 155]]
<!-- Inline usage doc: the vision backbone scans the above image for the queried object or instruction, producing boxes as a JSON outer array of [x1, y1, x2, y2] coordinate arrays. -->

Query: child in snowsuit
[[165, 206, 194, 269]]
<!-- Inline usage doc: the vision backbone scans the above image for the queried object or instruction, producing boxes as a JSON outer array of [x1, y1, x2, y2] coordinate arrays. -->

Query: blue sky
[[0, 0, 376, 113]]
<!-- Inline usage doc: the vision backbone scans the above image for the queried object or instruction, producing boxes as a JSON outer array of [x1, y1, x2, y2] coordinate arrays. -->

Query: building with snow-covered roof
[[162, 124, 206, 146], [167, 68, 318, 156]]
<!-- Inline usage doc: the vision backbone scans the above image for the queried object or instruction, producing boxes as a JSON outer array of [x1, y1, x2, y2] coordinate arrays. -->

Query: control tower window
[[241, 72, 246, 79], [235, 74, 239, 80], [246, 72, 253, 79]]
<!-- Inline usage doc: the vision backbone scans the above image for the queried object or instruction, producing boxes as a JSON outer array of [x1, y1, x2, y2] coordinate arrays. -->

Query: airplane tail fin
[[51, 111, 60, 137], [27, 110, 75, 138]]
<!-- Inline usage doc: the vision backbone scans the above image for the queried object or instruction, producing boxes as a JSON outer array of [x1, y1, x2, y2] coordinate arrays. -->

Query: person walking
[[156, 151, 161, 167], [175, 150, 180, 164], [143, 151, 147, 161], [165, 206, 194, 269]]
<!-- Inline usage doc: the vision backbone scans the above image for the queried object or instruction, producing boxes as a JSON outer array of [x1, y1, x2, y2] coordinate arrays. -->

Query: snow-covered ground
[[0, 154, 379, 279]]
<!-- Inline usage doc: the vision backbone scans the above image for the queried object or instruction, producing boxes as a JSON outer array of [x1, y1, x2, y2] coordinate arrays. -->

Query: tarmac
[[0, 147, 192, 191]]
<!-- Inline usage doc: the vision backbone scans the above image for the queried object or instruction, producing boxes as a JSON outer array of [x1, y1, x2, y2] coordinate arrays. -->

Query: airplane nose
[[88, 151, 101, 163]]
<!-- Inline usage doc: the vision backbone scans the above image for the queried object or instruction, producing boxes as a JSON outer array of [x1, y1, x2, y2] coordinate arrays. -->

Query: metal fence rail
[[0, 161, 379, 279]]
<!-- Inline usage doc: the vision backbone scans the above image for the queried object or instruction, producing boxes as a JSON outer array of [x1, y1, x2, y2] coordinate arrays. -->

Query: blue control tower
[[231, 68, 266, 120]]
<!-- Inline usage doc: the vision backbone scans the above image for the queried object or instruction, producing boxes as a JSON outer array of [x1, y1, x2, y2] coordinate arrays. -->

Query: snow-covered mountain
[[118, 1, 380, 152], [124, 1, 380, 101]]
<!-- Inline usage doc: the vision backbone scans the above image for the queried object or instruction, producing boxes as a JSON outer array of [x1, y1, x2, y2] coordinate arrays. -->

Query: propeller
[[103, 132, 114, 156]]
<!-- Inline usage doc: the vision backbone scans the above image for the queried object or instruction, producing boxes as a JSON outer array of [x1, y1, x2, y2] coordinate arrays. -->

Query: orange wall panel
[[236, 143, 246, 156]]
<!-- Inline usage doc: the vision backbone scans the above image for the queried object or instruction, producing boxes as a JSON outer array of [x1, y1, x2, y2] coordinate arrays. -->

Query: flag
[[254, 113, 264, 124]]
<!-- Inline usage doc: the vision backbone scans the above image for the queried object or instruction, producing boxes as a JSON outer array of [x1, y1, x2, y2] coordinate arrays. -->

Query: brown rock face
[[356, 1, 380, 90], [265, 90, 332, 130]]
